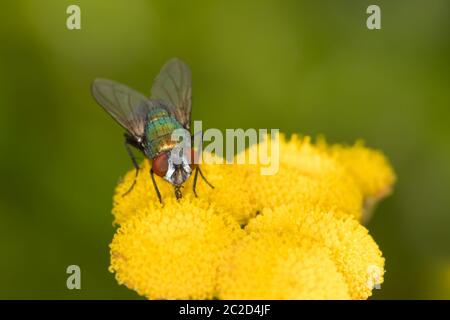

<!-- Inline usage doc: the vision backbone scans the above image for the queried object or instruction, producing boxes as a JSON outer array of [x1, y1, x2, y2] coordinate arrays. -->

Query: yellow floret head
[[109, 198, 243, 299], [244, 205, 385, 299]]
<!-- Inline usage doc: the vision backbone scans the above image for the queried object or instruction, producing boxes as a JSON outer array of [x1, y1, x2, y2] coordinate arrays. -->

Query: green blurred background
[[0, 0, 449, 299]]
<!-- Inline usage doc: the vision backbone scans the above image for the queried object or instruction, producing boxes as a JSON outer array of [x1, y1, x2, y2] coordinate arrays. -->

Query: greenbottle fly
[[91, 58, 213, 203]]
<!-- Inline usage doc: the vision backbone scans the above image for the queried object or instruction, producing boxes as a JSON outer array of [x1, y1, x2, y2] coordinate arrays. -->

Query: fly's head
[[152, 150, 193, 199]]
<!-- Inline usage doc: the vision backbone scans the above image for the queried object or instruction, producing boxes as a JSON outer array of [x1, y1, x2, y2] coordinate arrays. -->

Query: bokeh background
[[0, 0, 449, 299]]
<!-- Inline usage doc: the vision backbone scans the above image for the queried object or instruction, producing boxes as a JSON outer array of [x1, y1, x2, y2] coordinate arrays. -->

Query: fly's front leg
[[122, 137, 140, 197], [192, 166, 214, 197], [198, 167, 214, 189], [150, 169, 162, 203], [191, 131, 214, 196], [192, 167, 199, 197]]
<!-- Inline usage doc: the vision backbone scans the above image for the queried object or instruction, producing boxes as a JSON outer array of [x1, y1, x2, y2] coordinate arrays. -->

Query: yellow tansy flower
[[218, 233, 351, 299], [317, 138, 396, 222], [320, 139, 396, 199], [243, 205, 385, 299], [242, 134, 364, 222], [109, 133, 395, 300], [110, 198, 243, 299]]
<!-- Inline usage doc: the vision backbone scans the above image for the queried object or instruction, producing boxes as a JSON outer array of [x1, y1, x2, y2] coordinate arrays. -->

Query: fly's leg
[[122, 138, 140, 197], [198, 167, 214, 189], [192, 166, 214, 197], [191, 131, 213, 196], [150, 169, 162, 203], [192, 167, 199, 197]]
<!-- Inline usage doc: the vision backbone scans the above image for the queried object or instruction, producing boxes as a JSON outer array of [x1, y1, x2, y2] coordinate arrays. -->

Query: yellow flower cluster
[[109, 198, 243, 299], [220, 205, 384, 299], [316, 138, 396, 222], [109, 134, 395, 299]]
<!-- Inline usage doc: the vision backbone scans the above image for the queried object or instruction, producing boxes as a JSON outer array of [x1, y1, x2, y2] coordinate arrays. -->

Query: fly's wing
[[151, 58, 192, 129], [92, 78, 153, 141]]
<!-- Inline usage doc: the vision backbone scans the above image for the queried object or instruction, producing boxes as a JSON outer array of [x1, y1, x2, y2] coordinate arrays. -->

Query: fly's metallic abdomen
[[144, 107, 183, 158]]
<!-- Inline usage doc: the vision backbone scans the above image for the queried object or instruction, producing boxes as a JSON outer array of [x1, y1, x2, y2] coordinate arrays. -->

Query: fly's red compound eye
[[152, 153, 169, 177]]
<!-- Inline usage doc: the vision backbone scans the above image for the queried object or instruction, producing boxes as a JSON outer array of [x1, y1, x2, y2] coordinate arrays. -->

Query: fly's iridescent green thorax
[[144, 107, 183, 158]]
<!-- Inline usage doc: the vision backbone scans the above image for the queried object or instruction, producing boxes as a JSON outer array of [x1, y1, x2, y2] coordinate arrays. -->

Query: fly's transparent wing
[[151, 58, 192, 129], [92, 78, 153, 140]]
